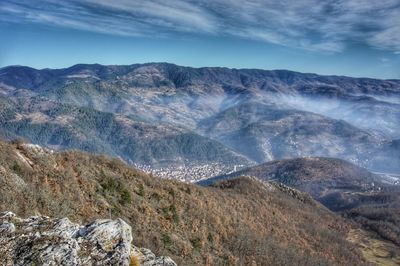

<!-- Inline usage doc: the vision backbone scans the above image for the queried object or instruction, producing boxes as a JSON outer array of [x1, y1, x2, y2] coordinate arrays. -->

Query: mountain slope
[[0, 140, 366, 265], [0, 95, 249, 175], [200, 157, 386, 212], [1, 63, 399, 176], [201, 157, 400, 250], [199, 102, 381, 165], [201, 157, 381, 193]]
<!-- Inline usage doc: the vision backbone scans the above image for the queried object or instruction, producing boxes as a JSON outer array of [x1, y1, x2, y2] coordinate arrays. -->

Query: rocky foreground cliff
[[0, 211, 176, 266]]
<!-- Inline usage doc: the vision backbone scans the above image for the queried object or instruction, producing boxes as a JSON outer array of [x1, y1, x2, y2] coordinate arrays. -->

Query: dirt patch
[[347, 229, 400, 266]]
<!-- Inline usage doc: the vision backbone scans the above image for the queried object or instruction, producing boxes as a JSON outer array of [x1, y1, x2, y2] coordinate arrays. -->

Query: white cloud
[[1, 0, 400, 53]]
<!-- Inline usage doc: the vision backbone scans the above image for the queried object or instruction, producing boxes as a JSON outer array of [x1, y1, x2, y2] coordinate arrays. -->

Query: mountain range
[[1, 63, 399, 180]]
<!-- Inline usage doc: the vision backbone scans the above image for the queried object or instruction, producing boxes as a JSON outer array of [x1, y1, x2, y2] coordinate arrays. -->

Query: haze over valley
[[1, 63, 399, 181]]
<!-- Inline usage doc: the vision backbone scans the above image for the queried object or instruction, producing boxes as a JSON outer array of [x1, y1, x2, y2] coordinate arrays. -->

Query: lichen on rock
[[0, 212, 176, 266]]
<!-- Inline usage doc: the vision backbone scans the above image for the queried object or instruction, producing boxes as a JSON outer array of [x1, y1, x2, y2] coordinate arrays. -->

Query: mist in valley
[[265, 93, 400, 139], [1, 65, 400, 176]]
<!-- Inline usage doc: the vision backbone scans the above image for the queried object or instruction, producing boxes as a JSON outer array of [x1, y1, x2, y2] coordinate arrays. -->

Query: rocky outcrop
[[132, 247, 177, 266], [0, 212, 176, 266]]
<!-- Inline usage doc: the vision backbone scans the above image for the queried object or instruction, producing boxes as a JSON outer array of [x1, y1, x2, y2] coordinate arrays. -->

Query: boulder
[[0, 212, 176, 266]]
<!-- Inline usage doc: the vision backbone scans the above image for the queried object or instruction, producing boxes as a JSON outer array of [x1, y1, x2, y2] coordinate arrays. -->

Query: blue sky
[[1, 0, 400, 79]]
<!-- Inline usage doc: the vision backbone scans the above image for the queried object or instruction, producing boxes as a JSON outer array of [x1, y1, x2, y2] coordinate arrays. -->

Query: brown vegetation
[[0, 140, 366, 265], [347, 229, 400, 266], [344, 190, 400, 246]]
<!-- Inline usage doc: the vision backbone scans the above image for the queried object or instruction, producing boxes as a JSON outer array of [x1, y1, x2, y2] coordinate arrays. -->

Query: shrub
[[161, 233, 172, 247], [191, 238, 202, 251], [120, 189, 132, 205], [10, 138, 25, 146], [161, 207, 169, 218], [168, 188, 175, 198], [129, 255, 140, 266], [137, 184, 145, 197], [101, 177, 118, 192], [207, 233, 214, 244], [161, 205, 179, 224], [151, 192, 161, 201], [170, 205, 179, 224], [11, 162, 22, 175]]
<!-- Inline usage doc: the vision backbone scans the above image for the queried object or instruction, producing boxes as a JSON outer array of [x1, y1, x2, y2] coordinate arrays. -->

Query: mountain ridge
[[2, 62, 400, 81], [1, 62, 399, 179]]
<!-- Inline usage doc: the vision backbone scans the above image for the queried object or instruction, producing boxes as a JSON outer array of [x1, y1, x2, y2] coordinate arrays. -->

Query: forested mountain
[[1, 63, 399, 179]]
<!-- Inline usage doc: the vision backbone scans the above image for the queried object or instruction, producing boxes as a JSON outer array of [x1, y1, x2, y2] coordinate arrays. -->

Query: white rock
[[0, 212, 177, 266], [133, 247, 177, 266], [0, 222, 15, 233], [0, 211, 16, 219]]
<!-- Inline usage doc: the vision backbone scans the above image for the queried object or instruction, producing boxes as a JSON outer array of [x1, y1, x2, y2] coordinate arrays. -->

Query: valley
[[135, 162, 247, 182], [1, 63, 399, 180]]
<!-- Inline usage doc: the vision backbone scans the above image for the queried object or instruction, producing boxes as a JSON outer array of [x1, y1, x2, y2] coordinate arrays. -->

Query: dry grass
[[129, 255, 140, 266], [347, 229, 400, 266], [0, 140, 366, 265]]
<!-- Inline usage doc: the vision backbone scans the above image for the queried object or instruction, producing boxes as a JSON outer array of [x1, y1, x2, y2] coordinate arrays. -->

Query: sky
[[1, 0, 400, 79]]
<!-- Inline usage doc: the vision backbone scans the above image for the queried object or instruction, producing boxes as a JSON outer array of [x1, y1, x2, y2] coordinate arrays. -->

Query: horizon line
[[1, 62, 399, 81]]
